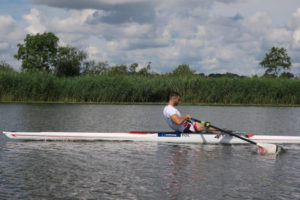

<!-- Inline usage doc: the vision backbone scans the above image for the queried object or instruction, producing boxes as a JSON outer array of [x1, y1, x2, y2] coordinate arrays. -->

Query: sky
[[1, 0, 300, 76]]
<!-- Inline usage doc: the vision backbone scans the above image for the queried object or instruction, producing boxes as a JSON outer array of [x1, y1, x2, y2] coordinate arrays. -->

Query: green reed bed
[[0, 71, 299, 105]]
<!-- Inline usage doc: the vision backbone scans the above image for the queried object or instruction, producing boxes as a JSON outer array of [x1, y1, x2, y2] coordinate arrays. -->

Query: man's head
[[169, 91, 181, 106]]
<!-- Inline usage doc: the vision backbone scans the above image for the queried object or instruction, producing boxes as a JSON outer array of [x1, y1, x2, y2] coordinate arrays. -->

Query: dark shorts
[[183, 121, 197, 133]]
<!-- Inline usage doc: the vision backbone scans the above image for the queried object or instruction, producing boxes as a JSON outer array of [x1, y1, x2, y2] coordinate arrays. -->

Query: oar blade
[[257, 143, 282, 155]]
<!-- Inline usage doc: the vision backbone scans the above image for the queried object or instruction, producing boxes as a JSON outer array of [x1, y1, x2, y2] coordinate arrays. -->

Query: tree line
[[0, 32, 294, 78]]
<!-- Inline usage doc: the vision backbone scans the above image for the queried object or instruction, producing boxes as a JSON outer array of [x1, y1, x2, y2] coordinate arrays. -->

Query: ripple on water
[[1, 105, 300, 199]]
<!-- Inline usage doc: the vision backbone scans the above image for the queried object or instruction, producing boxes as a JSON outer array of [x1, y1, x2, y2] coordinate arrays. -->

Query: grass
[[1, 70, 300, 105]]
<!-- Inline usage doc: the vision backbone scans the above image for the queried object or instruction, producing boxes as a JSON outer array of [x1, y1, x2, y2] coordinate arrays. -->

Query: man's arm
[[170, 114, 191, 125]]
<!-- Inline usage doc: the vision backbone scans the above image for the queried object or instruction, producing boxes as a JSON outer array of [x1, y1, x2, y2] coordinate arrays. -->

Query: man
[[163, 91, 217, 133]]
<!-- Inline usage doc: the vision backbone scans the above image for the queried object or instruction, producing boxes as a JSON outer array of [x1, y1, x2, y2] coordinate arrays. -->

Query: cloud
[[268, 29, 292, 44], [293, 29, 300, 49], [241, 11, 272, 36], [0, 42, 9, 51], [288, 8, 300, 29], [23, 8, 47, 34], [1, 0, 300, 76], [85, 10, 106, 25], [30, 0, 149, 10], [0, 15, 23, 63], [30, 0, 239, 25], [50, 9, 96, 34], [31, 0, 156, 24], [86, 45, 99, 60], [0, 20, 22, 69], [119, 39, 169, 50], [0, 15, 16, 36]]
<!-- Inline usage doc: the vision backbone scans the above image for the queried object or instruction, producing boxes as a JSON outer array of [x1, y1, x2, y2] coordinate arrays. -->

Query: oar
[[192, 118, 282, 155]]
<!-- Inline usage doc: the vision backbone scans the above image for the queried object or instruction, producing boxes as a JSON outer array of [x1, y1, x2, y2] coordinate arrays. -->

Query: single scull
[[3, 131, 300, 144]]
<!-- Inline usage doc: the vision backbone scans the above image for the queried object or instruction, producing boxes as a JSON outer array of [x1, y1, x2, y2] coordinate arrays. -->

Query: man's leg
[[194, 122, 222, 134]]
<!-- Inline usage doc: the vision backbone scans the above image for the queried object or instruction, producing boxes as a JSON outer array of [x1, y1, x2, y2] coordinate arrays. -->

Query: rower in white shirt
[[163, 91, 220, 133]]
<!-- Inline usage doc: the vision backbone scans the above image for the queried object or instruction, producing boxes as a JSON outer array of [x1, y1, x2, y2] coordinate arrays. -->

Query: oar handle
[[191, 118, 257, 145]]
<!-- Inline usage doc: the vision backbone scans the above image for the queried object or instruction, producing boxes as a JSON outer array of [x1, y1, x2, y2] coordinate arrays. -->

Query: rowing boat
[[3, 131, 300, 144]]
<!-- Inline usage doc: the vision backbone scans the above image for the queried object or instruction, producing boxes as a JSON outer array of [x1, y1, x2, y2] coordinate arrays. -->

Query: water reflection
[[158, 144, 224, 199], [162, 145, 190, 199]]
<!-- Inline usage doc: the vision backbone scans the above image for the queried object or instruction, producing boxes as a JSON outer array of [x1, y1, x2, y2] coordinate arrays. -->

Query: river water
[[0, 104, 300, 199]]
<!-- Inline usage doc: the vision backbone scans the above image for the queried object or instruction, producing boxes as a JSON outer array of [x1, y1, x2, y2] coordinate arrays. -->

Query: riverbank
[[1, 101, 299, 107], [1, 71, 299, 105]]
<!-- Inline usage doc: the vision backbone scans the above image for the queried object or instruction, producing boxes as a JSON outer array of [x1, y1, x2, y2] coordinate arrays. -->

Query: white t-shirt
[[163, 105, 185, 132]]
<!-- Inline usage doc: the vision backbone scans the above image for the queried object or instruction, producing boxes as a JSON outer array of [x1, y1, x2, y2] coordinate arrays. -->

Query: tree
[[208, 73, 244, 78], [14, 32, 59, 72], [81, 61, 109, 75], [81, 60, 95, 75], [54, 46, 87, 77], [208, 73, 223, 78], [279, 72, 294, 79], [90, 61, 109, 75], [0, 61, 14, 72], [146, 61, 151, 71], [137, 68, 149, 76], [108, 64, 128, 75], [137, 62, 152, 76], [172, 64, 195, 76], [197, 73, 206, 77], [259, 47, 292, 77], [129, 63, 138, 74]]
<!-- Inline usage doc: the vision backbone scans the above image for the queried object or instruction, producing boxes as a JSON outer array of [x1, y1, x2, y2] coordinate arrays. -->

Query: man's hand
[[185, 114, 192, 120], [201, 121, 211, 128]]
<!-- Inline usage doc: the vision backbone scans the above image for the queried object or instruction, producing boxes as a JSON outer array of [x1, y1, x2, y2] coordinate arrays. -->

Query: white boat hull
[[3, 131, 300, 144]]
